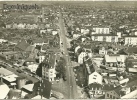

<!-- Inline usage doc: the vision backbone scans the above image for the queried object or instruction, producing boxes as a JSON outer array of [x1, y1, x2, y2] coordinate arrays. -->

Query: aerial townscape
[[0, 1, 137, 99]]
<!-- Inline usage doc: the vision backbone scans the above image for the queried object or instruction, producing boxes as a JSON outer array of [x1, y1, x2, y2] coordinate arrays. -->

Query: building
[[91, 34, 118, 43], [32, 79, 52, 99], [104, 55, 126, 68], [33, 38, 49, 47], [21, 84, 34, 98], [124, 36, 137, 45], [99, 47, 107, 55], [78, 52, 88, 64], [27, 64, 39, 73], [83, 56, 103, 85], [92, 27, 110, 34], [42, 53, 57, 81], [0, 83, 10, 99]]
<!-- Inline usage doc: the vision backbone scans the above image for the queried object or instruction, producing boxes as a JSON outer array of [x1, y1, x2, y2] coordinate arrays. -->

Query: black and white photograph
[[0, 0, 137, 99]]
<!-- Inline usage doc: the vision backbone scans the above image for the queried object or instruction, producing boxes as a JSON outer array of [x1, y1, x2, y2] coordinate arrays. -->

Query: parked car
[[16, 69, 23, 73]]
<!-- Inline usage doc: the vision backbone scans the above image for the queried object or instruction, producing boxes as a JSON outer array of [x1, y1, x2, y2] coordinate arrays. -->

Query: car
[[16, 69, 23, 73]]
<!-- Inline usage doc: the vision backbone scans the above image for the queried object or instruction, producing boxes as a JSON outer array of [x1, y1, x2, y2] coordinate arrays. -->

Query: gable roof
[[15, 40, 30, 51], [125, 47, 137, 54], [32, 79, 51, 99]]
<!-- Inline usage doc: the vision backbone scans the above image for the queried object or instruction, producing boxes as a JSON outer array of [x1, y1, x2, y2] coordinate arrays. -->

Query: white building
[[91, 34, 118, 43], [124, 36, 137, 45], [78, 52, 87, 64], [88, 72, 103, 85], [28, 64, 39, 73], [92, 27, 110, 34]]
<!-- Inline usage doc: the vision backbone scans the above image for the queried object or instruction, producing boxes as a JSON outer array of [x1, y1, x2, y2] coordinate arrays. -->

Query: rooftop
[[0, 67, 13, 76]]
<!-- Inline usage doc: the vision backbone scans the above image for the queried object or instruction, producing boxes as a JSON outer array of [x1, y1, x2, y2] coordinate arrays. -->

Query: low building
[[91, 34, 118, 43], [78, 52, 88, 64], [104, 55, 126, 68], [92, 27, 110, 34], [99, 47, 107, 55], [124, 36, 137, 45]]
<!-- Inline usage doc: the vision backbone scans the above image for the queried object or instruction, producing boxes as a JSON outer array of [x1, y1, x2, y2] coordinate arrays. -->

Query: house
[[105, 79, 137, 99], [0, 83, 10, 99], [104, 55, 126, 68], [78, 52, 88, 64], [92, 27, 110, 34], [83, 57, 103, 85], [99, 47, 107, 55], [0, 39, 8, 44], [88, 72, 103, 85], [42, 53, 57, 81], [27, 64, 39, 73], [52, 30, 58, 35], [40, 29, 47, 34], [91, 34, 118, 43], [6, 24, 12, 29], [124, 47, 137, 55], [124, 36, 137, 45], [33, 38, 49, 47]]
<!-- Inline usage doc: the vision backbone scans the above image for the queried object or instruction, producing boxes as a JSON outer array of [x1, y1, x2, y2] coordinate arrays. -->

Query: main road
[[58, 12, 78, 99]]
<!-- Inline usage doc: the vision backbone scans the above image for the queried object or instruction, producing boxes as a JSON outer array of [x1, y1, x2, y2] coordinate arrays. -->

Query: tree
[[36, 63, 43, 77], [55, 57, 66, 79]]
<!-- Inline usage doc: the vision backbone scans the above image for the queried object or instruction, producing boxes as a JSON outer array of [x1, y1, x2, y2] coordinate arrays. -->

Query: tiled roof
[[125, 47, 137, 54]]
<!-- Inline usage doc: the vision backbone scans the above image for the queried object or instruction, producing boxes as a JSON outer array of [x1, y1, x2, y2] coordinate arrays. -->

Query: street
[[58, 12, 77, 99]]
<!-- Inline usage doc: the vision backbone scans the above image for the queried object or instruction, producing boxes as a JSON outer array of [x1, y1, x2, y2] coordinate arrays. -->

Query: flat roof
[[0, 67, 13, 76], [3, 74, 18, 82]]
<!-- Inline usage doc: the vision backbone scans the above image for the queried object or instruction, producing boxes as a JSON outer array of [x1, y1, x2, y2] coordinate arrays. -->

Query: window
[[103, 36, 106, 41], [111, 36, 115, 42], [94, 36, 98, 41], [94, 75, 97, 77], [93, 77, 96, 79], [107, 93, 109, 97]]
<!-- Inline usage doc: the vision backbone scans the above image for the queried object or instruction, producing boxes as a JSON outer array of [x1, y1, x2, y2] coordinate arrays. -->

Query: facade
[[104, 55, 126, 68], [91, 34, 118, 43], [92, 27, 110, 34], [124, 36, 137, 45], [42, 53, 57, 81], [78, 52, 87, 64], [88, 72, 103, 85]]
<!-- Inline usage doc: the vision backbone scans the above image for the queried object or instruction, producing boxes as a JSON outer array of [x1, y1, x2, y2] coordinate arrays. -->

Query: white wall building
[[91, 34, 118, 43], [124, 36, 137, 45], [78, 52, 87, 64], [92, 27, 110, 34], [88, 72, 103, 85]]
